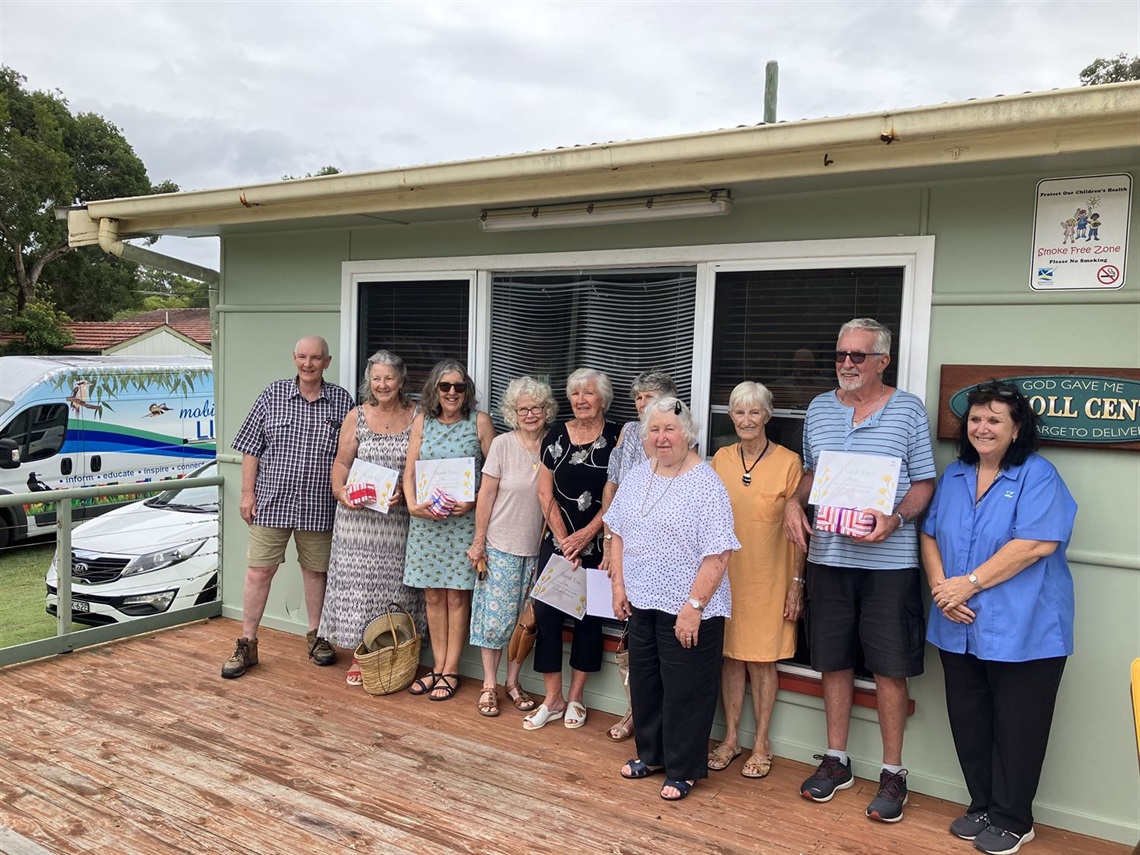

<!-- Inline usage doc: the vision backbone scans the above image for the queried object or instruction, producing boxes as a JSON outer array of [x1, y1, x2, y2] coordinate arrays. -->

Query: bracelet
[[895, 511, 906, 528], [792, 576, 806, 585]]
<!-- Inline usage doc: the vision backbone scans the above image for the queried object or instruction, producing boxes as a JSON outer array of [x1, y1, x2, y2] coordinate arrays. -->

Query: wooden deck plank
[[1, 619, 1130, 855]]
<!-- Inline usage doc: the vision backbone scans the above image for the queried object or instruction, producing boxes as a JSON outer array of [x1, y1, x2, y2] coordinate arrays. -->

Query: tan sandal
[[505, 684, 536, 712], [742, 752, 773, 778], [707, 742, 742, 771], [478, 688, 500, 717], [606, 710, 634, 743]]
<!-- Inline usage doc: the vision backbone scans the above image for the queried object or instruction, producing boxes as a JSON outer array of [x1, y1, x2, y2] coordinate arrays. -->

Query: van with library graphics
[[0, 355, 215, 548]]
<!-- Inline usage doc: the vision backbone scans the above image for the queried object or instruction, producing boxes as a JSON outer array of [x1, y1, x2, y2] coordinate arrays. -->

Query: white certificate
[[808, 450, 901, 512], [345, 458, 400, 514], [585, 567, 615, 619], [531, 554, 586, 619], [414, 457, 477, 503]]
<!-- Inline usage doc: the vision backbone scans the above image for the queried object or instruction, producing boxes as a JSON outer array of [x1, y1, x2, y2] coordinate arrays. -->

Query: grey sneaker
[[306, 629, 337, 666], [866, 768, 908, 822], [973, 826, 1035, 855], [950, 811, 990, 840], [799, 754, 854, 802], [221, 637, 258, 679]]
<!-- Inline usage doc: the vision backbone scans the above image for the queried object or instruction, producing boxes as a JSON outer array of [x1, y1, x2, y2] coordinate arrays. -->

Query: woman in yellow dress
[[708, 381, 805, 778]]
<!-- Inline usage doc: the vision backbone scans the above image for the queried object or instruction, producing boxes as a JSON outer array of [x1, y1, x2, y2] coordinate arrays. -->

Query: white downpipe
[[96, 218, 220, 286]]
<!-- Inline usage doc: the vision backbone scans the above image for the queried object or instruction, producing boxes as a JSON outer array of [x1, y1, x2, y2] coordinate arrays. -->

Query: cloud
[[3, 0, 1137, 268]]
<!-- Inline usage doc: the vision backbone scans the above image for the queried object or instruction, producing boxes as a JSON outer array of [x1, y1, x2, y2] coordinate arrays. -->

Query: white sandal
[[522, 704, 565, 731], [564, 700, 588, 729]]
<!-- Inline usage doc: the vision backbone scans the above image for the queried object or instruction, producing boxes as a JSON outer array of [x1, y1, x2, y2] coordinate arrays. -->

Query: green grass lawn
[[0, 542, 58, 648]]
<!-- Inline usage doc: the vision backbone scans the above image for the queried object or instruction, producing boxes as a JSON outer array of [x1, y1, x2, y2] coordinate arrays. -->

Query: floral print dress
[[538, 420, 621, 570]]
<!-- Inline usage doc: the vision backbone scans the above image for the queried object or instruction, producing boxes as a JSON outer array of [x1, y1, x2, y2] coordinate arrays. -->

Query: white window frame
[[341, 237, 934, 450]]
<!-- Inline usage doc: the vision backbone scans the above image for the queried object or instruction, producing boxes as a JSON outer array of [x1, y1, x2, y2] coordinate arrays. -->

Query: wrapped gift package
[[814, 505, 876, 537]]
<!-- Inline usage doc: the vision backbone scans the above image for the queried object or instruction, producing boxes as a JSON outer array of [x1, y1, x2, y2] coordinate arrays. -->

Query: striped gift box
[[814, 505, 876, 537]]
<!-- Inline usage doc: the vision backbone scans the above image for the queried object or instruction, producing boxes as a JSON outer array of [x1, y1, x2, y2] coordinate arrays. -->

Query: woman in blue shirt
[[922, 381, 1077, 855]]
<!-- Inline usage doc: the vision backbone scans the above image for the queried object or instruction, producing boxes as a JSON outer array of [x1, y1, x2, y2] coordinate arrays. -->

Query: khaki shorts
[[246, 525, 333, 572]]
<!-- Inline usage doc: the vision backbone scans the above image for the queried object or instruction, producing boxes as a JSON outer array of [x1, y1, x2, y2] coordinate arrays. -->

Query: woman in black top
[[522, 367, 621, 731]]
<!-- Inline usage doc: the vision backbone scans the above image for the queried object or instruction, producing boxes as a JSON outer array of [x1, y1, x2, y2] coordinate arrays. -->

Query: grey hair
[[639, 396, 699, 446], [728, 381, 773, 422], [837, 318, 892, 355], [630, 370, 678, 399], [565, 367, 614, 411], [359, 350, 410, 407], [500, 376, 558, 429]]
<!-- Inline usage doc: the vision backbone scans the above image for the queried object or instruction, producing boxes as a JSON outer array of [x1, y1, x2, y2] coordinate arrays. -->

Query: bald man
[[222, 336, 355, 678]]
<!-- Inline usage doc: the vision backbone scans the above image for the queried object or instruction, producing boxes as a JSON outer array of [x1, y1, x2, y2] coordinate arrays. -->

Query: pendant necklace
[[515, 430, 541, 470], [639, 458, 684, 517], [850, 387, 886, 427], [739, 437, 770, 487]]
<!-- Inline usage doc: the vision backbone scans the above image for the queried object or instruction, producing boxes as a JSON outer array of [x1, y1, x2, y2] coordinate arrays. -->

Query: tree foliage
[[1080, 53, 1140, 85], [0, 66, 178, 318], [112, 268, 210, 317], [2, 299, 73, 354], [282, 165, 341, 180]]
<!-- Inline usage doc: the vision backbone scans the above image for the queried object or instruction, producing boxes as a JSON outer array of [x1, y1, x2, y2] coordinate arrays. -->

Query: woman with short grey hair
[[523, 368, 621, 731], [466, 376, 557, 716], [707, 380, 805, 779], [601, 371, 680, 741]]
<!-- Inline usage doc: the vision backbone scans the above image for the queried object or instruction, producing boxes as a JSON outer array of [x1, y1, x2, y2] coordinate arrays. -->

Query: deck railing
[[0, 473, 223, 667]]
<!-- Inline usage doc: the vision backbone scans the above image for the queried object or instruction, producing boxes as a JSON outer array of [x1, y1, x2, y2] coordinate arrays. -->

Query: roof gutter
[[95, 218, 220, 285], [67, 82, 1140, 244]]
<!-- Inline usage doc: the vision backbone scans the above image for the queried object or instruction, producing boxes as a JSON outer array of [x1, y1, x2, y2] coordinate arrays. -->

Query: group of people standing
[[222, 320, 1076, 855]]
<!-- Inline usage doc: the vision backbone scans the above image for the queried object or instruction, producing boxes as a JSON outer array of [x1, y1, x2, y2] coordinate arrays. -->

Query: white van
[[0, 355, 215, 548]]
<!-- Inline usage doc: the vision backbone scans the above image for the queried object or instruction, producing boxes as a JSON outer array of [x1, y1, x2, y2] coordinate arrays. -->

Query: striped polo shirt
[[803, 389, 936, 570]]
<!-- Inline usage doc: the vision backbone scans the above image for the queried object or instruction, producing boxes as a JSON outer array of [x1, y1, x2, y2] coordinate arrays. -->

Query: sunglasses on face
[[438, 382, 468, 394], [835, 351, 885, 365]]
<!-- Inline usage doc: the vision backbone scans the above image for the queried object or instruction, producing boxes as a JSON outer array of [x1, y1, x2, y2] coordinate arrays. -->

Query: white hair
[[639, 396, 699, 446], [565, 367, 613, 410]]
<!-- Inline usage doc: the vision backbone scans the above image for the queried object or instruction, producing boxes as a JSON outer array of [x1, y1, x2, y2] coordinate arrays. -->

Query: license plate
[[72, 600, 90, 613]]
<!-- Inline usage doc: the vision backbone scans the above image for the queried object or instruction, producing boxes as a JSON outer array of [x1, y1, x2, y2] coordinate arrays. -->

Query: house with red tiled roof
[[1, 308, 211, 355]]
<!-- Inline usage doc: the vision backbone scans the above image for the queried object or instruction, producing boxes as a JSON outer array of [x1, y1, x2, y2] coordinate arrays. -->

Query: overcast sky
[[2, 0, 1138, 269]]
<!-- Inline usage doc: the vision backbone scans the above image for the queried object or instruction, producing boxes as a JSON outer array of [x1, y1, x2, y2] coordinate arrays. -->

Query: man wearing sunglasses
[[783, 318, 936, 824], [222, 335, 354, 679]]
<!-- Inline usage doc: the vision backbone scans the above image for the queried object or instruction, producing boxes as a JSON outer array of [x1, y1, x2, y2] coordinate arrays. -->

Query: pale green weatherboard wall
[[216, 159, 1139, 844]]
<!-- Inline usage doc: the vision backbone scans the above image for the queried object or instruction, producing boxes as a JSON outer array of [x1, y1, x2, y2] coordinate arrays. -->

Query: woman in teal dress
[[403, 360, 495, 701]]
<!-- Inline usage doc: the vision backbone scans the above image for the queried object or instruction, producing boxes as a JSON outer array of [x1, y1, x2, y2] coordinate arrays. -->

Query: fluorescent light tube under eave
[[479, 193, 732, 232]]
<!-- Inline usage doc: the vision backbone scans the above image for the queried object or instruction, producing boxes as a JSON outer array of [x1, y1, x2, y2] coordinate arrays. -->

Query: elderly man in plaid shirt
[[222, 335, 355, 679]]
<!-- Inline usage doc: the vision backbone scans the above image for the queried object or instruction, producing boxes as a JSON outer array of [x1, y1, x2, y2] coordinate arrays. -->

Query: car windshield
[[0, 398, 12, 418], [145, 462, 218, 512]]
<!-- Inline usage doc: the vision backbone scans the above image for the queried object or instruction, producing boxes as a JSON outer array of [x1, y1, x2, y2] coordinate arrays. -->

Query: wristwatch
[[967, 572, 984, 591], [687, 596, 705, 612], [603, 532, 613, 541]]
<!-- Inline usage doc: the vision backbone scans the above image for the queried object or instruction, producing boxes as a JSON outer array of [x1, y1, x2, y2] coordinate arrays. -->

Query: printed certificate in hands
[[345, 458, 400, 514], [532, 559, 616, 618], [414, 457, 476, 504], [808, 450, 902, 513]]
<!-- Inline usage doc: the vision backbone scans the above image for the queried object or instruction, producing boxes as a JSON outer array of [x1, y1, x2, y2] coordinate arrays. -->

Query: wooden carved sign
[[937, 365, 1140, 452]]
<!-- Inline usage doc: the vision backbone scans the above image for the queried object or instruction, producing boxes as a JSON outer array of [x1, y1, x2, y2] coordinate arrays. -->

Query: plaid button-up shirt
[[231, 377, 354, 531]]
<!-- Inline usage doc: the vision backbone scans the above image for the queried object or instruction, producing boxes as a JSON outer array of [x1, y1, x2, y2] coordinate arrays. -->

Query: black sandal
[[408, 670, 440, 696], [429, 673, 460, 702]]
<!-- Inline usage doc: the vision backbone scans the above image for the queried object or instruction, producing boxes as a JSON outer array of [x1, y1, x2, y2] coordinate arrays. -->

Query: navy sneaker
[[973, 826, 1036, 854], [950, 811, 989, 840], [799, 754, 854, 802], [866, 768, 908, 822]]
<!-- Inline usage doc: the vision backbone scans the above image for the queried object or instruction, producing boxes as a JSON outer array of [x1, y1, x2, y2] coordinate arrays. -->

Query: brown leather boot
[[306, 629, 337, 666], [221, 637, 258, 679]]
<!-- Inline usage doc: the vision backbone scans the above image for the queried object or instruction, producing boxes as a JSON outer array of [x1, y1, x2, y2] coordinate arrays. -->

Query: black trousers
[[532, 599, 603, 673], [628, 606, 724, 783], [940, 649, 1066, 834]]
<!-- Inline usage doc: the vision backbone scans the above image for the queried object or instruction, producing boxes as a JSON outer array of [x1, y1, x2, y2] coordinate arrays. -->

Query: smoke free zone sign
[[1031, 173, 1131, 290]]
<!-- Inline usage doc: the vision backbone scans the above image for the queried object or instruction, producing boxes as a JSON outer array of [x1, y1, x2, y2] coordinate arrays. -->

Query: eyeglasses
[[835, 351, 885, 365], [967, 381, 1020, 403], [515, 406, 545, 417], [438, 382, 468, 394]]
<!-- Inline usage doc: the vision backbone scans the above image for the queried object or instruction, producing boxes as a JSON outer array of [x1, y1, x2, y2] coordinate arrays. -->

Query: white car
[[46, 462, 218, 625]]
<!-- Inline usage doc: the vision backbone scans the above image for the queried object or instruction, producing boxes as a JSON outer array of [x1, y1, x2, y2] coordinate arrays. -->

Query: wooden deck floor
[[0, 619, 1129, 855]]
